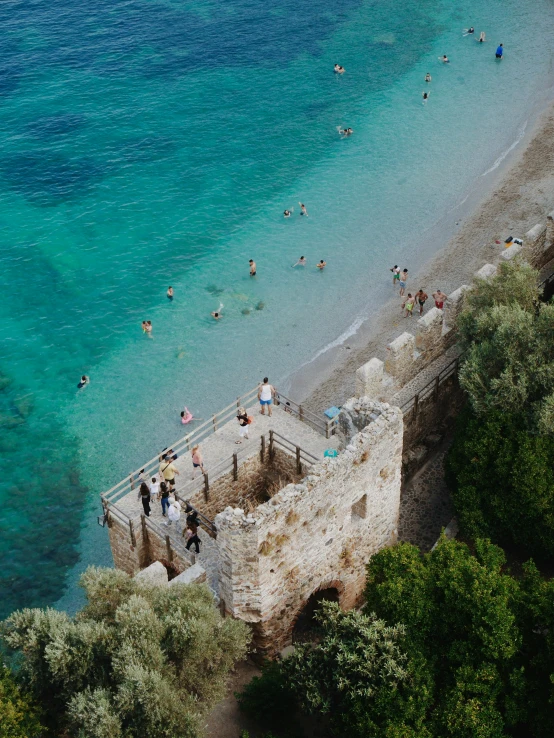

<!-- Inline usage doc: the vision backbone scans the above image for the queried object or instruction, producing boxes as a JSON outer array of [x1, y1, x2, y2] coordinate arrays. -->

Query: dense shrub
[[1, 566, 250, 738], [236, 660, 297, 728], [445, 409, 554, 561], [0, 664, 43, 738], [456, 259, 554, 434]]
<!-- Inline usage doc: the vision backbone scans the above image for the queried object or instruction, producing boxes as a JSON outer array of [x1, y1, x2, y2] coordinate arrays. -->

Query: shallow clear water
[[0, 0, 553, 617]]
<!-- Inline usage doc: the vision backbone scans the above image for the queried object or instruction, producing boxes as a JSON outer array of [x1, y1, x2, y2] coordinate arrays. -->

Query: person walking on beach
[[432, 289, 448, 309], [164, 497, 181, 530], [402, 293, 415, 318], [167, 286, 174, 300], [390, 265, 400, 286], [236, 406, 250, 444], [160, 454, 179, 489], [415, 289, 428, 315], [249, 259, 257, 276], [495, 43, 503, 59], [258, 377, 275, 416], [137, 482, 151, 517], [399, 269, 408, 297], [191, 445, 205, 479], [160, 481, 170, 517]]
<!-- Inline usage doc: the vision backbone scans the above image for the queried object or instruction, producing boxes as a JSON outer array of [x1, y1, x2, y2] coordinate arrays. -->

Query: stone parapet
[[355, 357, 384, 398], [416, 307, 444, 359], [385, 332, 416, 385]]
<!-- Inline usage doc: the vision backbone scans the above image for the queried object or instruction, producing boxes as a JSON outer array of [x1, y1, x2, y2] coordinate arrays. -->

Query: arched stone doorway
[[292, 582, 343, 645]]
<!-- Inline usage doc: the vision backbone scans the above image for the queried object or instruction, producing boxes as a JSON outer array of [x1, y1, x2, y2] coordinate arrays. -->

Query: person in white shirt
[[258, 377, 275, 417], [164, 498, 181, 530], [149, 477, 160, 501]]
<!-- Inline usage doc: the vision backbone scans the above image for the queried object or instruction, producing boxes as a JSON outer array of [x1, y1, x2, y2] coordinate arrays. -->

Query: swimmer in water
[[77, 375, 89, 389], [299, 202, 308, 216], [249, 259, 256, 276], [316, 260, 327, 270], [181, 407, 194, 424], [464, 27, 474, 36], [334, 63, 345, 74], [283, 209, 293, 217], [293, 256, 307, 267], [211, 303, 223, 320], [142, 320, 153, 337], [479, 31, 486, 43], [422, 91, 430, 103], [425, 73, 431, 82], [495, 43, 503, 59], [337, 127, 353, 136], [167, 286, 174, 300], [440, 55, 449, 63]]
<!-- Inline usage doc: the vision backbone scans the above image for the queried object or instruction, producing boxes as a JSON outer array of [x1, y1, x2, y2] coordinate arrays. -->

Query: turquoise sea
[[1, 0, 553, 617]]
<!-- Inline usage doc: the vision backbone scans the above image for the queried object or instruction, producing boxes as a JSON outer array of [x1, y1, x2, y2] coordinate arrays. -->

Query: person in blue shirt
[[496, 44, 503, 59]]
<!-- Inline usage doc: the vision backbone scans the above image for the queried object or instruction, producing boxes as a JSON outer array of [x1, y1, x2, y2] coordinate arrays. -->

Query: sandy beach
[[293, 100, 554, 416]]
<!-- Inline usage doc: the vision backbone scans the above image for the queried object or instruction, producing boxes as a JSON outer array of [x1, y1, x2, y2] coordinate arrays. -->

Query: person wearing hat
[[164, 497, 181, 530]]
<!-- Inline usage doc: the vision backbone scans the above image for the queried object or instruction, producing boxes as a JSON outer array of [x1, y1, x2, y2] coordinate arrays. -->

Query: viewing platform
[[100, 386, 340, 594]]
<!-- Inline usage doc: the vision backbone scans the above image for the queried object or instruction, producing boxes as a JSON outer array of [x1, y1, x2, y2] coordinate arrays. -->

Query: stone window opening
[[351, 494, 367, 520]]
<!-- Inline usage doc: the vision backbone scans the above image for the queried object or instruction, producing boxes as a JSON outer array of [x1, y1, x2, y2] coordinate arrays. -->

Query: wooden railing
[[400, 355, 461, 416], [102, 385, 336, 508], [141, 513, 197, 566]]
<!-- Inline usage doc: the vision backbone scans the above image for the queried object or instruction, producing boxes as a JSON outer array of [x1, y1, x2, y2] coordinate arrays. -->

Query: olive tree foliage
[[280, 602, 431, 738], [456, 260, 554, 433], [1, 566, 250, 738], [0, 664, 44, 738]]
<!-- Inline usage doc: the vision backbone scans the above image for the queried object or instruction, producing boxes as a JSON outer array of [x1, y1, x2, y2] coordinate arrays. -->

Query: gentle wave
[[481, 120, 528, 177]]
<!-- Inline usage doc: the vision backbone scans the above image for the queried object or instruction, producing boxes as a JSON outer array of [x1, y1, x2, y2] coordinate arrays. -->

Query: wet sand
[[293, 102, 554, 415]]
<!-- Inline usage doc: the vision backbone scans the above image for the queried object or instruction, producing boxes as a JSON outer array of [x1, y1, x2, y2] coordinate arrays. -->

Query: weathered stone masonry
[[215, 402, 403, 655]]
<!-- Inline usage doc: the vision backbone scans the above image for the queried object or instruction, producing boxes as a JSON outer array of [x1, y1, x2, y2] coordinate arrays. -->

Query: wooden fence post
[[269, 430, 274, 460], [299, 405, 304, 422], [233, 453, 238, 481], [260, 435, 266, 463], [212, 414, 218, 431], [128, 519, 136, 546], [165, 535, 173, 562], [203, 473, 209, 501], [413, 394, 419, 416], [296, 446, 302, 475]]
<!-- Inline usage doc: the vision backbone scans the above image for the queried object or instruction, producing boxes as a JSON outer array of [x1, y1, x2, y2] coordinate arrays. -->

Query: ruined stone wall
[[107, 513, 148, 576], [107, 510, 193, 576], [215, 402, 403, 656], [188, 448, 305, 519]]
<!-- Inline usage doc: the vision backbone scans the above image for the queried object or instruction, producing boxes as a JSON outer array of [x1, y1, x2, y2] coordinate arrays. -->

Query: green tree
[[1, 566, 250, 737], [0, 664, 44, 738], [280, 602, 431, 738], [456, 259, 554, 433], [445, 409, 554, 561], [364, 538, 521, 738]]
